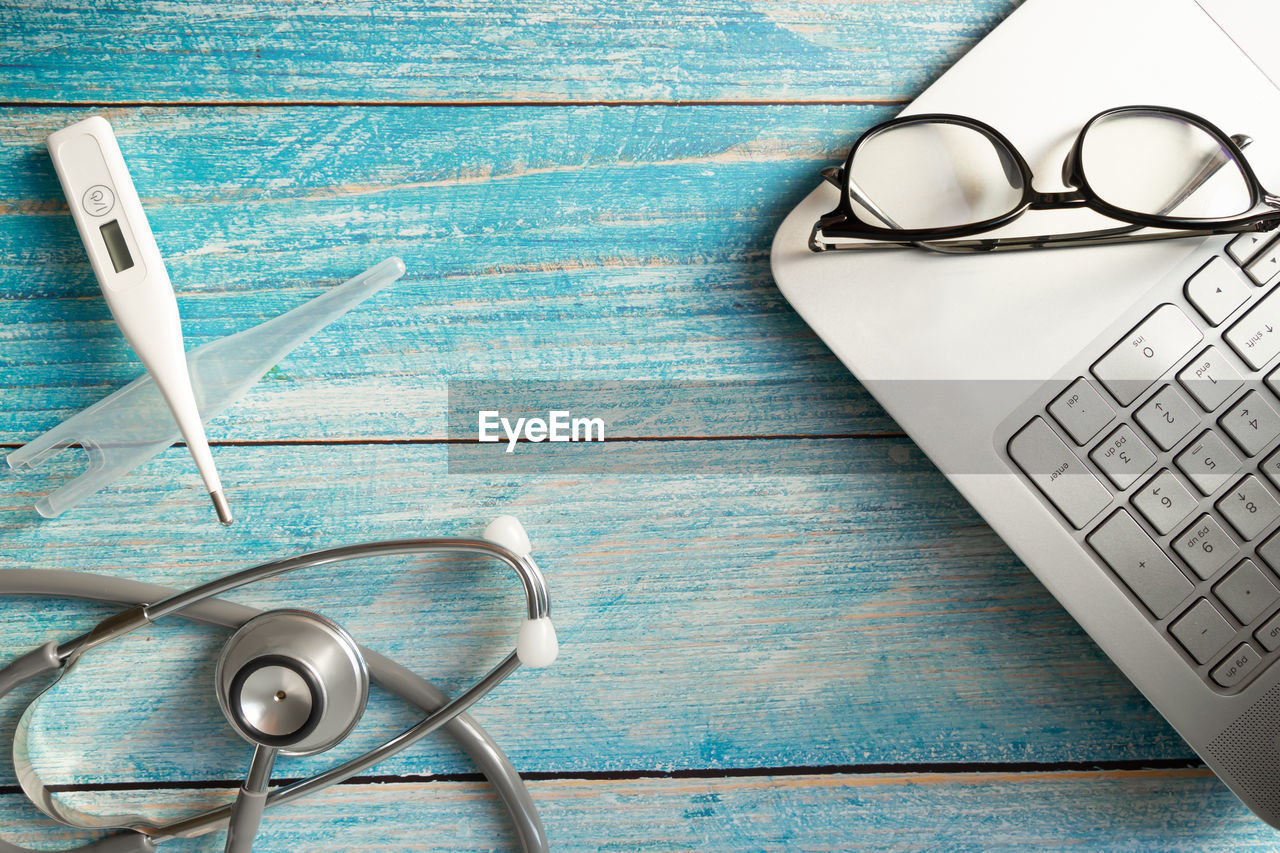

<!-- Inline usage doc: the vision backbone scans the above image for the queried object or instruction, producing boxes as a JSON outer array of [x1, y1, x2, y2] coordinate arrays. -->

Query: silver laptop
[[771, 0, 1280, 828]]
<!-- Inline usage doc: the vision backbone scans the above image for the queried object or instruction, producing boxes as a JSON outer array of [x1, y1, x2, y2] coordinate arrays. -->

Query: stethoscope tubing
[[58, 538, 551, 666], [0, 553, 550, 852], [148, 537, 551, 624]]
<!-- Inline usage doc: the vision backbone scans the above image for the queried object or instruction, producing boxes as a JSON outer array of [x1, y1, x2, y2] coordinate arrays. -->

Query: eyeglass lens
[[847, 120, 1024, 231], [1080, 110, 1252, 220]]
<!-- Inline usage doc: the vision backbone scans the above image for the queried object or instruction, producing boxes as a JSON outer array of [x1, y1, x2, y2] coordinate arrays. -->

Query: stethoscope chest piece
[[215, 609, 369, 757]]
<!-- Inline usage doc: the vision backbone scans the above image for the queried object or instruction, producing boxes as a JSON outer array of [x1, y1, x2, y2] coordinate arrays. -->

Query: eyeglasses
[[809, 105, 1280, 255]]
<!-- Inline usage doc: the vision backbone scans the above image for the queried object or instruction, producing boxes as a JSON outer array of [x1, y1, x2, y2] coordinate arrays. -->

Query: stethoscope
[[0, 516, 558, 853]]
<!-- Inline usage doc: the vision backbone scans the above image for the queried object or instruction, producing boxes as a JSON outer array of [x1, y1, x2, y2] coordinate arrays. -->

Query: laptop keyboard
[[1007, 232, 1280, 693]]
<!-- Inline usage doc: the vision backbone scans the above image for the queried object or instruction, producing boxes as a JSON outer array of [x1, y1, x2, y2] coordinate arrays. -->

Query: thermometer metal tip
[[211, 491, 233, 526]]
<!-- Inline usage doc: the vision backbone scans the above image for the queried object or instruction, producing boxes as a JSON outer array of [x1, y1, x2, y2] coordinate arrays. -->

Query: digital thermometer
[[47, 116, 232, 525]]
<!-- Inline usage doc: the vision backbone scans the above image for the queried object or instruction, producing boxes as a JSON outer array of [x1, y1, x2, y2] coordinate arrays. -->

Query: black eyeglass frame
[[809, 105, 1280, 254]]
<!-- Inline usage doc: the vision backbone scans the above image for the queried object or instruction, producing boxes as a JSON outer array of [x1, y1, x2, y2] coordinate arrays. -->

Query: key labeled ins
[[1092, 304, 1202, 406]]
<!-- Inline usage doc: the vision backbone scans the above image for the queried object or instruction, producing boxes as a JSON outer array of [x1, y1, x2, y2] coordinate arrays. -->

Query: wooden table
[[1, 1, 1275, 849]]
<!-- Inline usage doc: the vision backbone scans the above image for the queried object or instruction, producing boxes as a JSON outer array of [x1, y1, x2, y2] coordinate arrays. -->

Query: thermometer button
[[81, 184, 116, 217]]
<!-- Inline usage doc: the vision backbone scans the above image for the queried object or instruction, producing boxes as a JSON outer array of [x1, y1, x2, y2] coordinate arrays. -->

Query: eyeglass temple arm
[[913, 223, 1255, 255], [820, 167, 905, 230]]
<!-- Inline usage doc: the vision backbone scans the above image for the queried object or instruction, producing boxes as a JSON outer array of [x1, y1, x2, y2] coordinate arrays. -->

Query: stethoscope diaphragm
[[216, 610, 368, 757]]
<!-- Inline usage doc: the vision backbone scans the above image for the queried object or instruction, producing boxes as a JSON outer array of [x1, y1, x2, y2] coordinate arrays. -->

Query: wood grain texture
[[0, 0, 1248, 849], [0, 1, 1022, 104], [0, 770, 1264, 852], [2, 440, 1186, 795], [0, 105, 893, 443]]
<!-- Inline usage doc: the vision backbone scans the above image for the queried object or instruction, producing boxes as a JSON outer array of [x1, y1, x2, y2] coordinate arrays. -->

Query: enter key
[[1226, 289, 1280, 370]]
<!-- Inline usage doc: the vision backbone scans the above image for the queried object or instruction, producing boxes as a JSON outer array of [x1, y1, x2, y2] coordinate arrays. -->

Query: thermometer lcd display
[[99, 219, 134, 273]]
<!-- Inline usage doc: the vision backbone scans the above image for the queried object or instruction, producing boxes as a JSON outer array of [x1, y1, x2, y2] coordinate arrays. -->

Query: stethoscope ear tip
[[486, 518, 556, 666], [517, 617, 558, 668], [484, 515, 532, 557]]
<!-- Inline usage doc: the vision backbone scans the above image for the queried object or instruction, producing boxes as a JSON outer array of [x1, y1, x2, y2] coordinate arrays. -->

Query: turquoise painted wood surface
[[0, 2, 1020, 104], [0, 770, 1269, 852], [0, 0, 1256, 850], [0, 104, 893, 441], [6, 442, 1187, 788]]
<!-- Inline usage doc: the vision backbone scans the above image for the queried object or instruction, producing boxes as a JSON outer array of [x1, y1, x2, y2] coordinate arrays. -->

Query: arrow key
[[1135, 385, 1200, 450], [1132, 468, 1197, 534], [1217, 475, 1280, 540], [1220, 391, 1280, 456], [1186, 256, 1251, 325], [1229, 233, 1275, 266], [1246, 239, 1280, 285]]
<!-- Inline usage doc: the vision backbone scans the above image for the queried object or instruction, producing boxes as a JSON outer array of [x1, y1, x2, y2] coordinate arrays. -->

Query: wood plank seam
[[16, 758, 1214, 798]]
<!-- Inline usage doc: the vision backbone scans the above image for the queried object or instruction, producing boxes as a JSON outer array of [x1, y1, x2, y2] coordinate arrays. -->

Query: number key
[[1263, 446, 1280, 491], [1177, 347, 1243, 412], [1256, 609, 1280, 652], [1258, 528, 1280, 574], [1092, 305, 1202, 406], [1217, 475, 1280, 541], [1135, 385, 1200, 451], [1131, 470, 1197, 535], [1212, 643, 1264, 688], [1220, 390, 1280, 457], [1175, 431, 1242, 495], [1089, 425, 1156, 490], [1173, 514, 1236, 580]]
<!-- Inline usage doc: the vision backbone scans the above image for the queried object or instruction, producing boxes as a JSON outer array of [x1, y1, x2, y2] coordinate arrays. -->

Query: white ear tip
[[484, 515, 532, 557], [517, 617, 558, 668]]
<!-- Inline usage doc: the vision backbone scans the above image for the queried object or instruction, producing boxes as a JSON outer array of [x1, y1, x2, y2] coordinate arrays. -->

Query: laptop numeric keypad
[[1008, 233, 1280, 692]]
